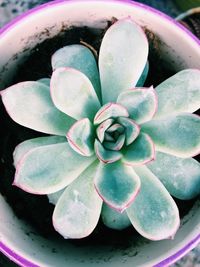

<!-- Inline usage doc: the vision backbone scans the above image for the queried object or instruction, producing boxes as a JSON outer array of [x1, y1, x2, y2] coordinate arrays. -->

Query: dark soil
[[0, 23, 198, 246], [179, 12, 200, 40]]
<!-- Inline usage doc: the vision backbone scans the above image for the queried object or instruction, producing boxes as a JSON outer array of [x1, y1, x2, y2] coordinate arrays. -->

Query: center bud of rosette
[[94, 103, 141, 163], [67, 102, 141, 164]]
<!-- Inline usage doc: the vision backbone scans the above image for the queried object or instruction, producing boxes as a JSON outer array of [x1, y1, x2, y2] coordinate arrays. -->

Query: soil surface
[[0, 24, 198, 246]]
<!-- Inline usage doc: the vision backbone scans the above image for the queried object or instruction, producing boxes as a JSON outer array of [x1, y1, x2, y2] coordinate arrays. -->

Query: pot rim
[[0, 1, 200, 266]]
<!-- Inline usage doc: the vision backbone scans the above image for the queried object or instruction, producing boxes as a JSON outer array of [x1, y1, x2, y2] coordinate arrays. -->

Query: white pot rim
[[0, 1, 200, 266]]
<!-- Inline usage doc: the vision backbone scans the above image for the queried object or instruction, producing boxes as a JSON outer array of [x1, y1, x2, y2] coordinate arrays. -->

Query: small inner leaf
[[67, 118, 94, 157], [94, 139, 122, 163], [117, 117, 140, 145], [122, 133, 155, 166], [107, 123, 124, 134], [96, 118, 114, 143], [103, 134, 125, 151], [94, 103, 129, 125]]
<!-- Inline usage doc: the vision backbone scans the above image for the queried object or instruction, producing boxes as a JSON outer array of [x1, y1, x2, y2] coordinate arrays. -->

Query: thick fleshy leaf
[[148, 151, 200, 200], [127, 166, 180, 240], [67, 118, 94, 156], [14, 142, 95, 194], [122, 133, 155, 166], [103, 134, 125, 151], [53, 161, 102, 239], [1, 81, 75, 135], [104, 133, 115, 142], [51, 44, 101, 101], [136, 62, 149, 87], [94, 139, 122, 163], [48, 188, 65, 205], [38, 78, 50, 87], [94, 161, 141, 212], [154, 69, 200, 119], [13, 136, 67, 167], [94, 103, 129, 125], [101, 204, 131, 230], [117, 87, 157, 124], [99, 18, 148, 103], [96, 119, 114, 143], [107, 123, 124, 133], [117, 117, 140, 145], [142, 114, 200, 158], [51, 67, 100, 120]]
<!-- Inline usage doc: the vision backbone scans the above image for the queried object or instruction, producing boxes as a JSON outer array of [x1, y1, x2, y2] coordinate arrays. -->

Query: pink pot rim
[[0, 0, 200, 266]]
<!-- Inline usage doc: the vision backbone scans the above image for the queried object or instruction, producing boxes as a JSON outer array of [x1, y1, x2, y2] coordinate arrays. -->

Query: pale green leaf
[[142, 114, 200, 158], [127, 165, 180, 240], [51, 44, 101, 101], [99, 18, 148, 103], [14, 142, 95, 194], [148, 151, 200, 200], [1, 81, 75, 135], [13, 136, 66, 167], [101, 204, 131, 230], [53, 161, 102, 239], [51, 68, 100, 120], [94, 161, 141, 212], [154, 69, 200, 119]]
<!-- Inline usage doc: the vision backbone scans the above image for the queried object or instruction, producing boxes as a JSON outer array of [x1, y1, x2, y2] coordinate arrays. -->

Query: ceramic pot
[[0, 1, 200, 266]]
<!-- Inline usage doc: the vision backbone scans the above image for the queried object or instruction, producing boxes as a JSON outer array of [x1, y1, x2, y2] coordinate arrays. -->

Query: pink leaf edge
[[94, 179, 141, 213]]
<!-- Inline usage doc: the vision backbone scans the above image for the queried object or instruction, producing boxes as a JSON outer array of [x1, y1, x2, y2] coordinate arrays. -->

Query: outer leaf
[[127, 166, 180, 240], [67, 118, 94, 156], [48, 188, 65, 205], [53, 161, 102, 239], [94, 103, 129, 125], [148, 151, 200, 200], [38, 78, 50, 87], [117, 87, 158, 124], [51, 44, 101, 101], [13, 136, 66, 167], [122, 133, 155, 166], [101, 203, 131, 230], [136, 62, 149, 87], [14, 142, 95, 194], [94, 139, 122, 163], [99, 18, 148, 103], [51, 67, 100, 120], [94, 161, 141, 212], [117, 117, 140, 145], [1, 81, 75, 135], [142, 114, 200, 158], [154, 69, 200, 119]]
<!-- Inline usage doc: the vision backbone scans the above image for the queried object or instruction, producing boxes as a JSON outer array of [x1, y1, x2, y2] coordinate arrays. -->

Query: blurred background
[[0, 0, 199, 266]]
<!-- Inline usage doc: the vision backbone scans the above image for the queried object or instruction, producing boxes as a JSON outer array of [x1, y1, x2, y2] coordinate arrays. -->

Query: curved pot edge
[[0, 0, 199, 266]]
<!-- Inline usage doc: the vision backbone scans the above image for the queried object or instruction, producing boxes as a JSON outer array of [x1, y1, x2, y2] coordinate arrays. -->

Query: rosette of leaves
[[1, 19, 200, 240]]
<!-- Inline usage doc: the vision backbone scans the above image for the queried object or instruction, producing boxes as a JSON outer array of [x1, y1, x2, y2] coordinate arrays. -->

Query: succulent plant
[[1, 18, 200, 240]]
